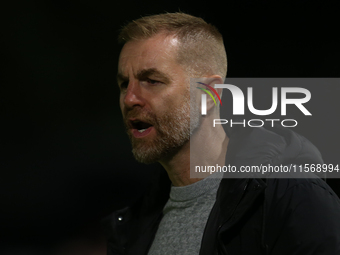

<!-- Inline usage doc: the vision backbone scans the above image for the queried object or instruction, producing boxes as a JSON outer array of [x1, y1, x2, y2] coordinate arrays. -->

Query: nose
[[122, 80, 145, 110]]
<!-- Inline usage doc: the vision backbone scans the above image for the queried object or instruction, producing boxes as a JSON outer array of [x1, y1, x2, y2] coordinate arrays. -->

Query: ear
[[200, 75, 224, 112]]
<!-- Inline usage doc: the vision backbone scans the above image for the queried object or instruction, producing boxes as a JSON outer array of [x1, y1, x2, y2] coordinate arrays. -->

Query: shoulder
[[263, 177, 340, 254], [264, 176, 340, 205], [264, 176, 340, 219]]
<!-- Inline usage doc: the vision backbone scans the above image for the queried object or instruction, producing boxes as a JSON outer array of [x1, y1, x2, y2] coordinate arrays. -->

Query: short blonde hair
[[118, 12, 227, 77]]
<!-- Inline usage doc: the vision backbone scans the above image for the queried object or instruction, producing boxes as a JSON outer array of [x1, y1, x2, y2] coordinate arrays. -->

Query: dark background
[[1, 0, 339, 254]]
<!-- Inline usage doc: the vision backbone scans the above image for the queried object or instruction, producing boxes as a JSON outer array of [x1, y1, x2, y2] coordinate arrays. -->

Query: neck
[[159, 115, 229, 187]]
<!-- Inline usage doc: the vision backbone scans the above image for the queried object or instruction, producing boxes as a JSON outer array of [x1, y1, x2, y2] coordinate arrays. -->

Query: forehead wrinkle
[[117, 35, 182, 85]]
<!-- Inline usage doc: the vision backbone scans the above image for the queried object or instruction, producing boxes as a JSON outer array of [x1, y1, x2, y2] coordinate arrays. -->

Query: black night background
[[1, 0, 339, 253]]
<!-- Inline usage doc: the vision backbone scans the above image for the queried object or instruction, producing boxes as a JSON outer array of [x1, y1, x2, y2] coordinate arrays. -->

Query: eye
[[119, 81, 128, 90], [146, 78, 162, 85]]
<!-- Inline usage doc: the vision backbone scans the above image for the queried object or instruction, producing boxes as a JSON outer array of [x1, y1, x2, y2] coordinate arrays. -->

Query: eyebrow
[[117, 68, 171, 84], [136, 68, 171, 83], [117, 72, 128, 84]]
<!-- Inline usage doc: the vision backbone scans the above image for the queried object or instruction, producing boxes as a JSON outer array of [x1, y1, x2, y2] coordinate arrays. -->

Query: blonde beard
[[128, 87, 201, 164]]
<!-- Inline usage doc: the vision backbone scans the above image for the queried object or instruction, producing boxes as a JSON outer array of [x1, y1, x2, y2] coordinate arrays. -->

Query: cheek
[[119, 96, 125, 113]]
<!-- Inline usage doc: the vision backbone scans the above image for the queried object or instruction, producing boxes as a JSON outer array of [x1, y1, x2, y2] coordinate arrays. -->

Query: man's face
[[118, 34, 198, 164]]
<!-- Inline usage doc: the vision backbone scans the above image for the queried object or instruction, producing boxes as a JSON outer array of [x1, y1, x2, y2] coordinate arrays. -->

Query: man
[[103, 12, 340, 255]]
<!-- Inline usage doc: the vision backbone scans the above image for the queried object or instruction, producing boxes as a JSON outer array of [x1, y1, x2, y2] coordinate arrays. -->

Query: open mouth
[[129, 119, 154, 137]]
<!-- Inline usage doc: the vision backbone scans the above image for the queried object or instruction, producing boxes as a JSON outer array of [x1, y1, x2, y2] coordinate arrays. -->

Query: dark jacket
[[103, 126, 340, 255]]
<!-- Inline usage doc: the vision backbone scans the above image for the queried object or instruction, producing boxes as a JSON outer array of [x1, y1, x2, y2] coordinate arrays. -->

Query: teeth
[[138, 128, 147, 133]]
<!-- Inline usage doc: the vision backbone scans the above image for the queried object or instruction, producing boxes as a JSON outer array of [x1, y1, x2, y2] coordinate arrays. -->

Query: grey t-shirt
[[148, 172, 223, 255]]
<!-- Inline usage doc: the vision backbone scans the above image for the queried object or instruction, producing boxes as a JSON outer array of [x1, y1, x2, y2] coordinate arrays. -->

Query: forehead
[[118, 34, 180, 76]]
